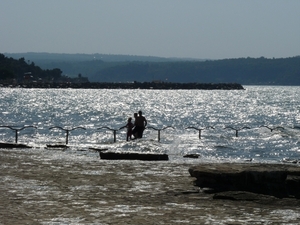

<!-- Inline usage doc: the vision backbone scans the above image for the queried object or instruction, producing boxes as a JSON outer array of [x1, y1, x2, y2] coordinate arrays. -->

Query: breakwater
[[1, 82, 244, 90]]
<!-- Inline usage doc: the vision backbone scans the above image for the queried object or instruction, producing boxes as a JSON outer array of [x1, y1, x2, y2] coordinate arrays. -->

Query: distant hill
[[0, 53, 87, 83], [3, 52, 300, 85], [87, 57, 300, 84], [5, 52, 200, 63], [4, 52, 203, 78]]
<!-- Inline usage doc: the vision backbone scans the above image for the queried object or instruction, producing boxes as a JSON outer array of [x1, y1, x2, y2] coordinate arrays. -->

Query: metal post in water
[[224, 126, 250, 137], [185, 126, 214, 139], [0, 125, 37, 143], [97, 127, 119, 143], [147, 126, 175, 142], [49, 126, 86, 145]]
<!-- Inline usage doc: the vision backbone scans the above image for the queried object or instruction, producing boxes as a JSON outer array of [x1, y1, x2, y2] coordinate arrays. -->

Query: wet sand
[[1, 149, 300, 224]]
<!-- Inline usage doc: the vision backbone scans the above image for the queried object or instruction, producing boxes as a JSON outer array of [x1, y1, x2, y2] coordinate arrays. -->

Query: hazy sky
[[1, 0, 299, 59]]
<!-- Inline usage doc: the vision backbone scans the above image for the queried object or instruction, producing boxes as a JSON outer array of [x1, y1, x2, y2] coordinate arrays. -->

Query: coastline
[[1, 149, 300, 224], [0, 82, 244, 90]]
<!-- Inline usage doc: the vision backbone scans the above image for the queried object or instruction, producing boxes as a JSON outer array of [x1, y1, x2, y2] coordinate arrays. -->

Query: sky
[[1, 0, 299, 59]]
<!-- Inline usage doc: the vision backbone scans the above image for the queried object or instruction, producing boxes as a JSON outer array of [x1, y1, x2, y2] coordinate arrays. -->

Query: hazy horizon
[[4, 51, 299, 61], [1, 0, 299, 60]]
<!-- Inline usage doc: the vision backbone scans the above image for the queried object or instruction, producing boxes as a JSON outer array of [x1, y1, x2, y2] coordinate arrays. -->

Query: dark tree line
[[0, 54, 63, 82], [90, 56, 300, 85]]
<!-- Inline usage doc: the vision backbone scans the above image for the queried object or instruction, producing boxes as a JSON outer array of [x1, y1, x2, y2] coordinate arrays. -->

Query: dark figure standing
[[132, 113, 138, 139], [135, 110, 147, 138], [120, 117, 134, 141]]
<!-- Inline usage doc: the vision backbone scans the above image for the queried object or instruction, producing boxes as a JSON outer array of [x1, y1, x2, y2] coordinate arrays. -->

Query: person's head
[[138, 110, 142, 115], [134, 113, 137, 118], [128, 117, 132, 122]]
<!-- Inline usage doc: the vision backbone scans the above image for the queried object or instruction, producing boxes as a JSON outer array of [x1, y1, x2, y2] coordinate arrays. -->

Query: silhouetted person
[[135, 110, 147, 138], [120, 117, 134, 141], [132, 113, 138, 138]]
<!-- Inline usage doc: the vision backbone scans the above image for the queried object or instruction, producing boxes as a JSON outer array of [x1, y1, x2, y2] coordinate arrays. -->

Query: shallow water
[[1, 148, 300, 225], [1, 86, 300, 224]]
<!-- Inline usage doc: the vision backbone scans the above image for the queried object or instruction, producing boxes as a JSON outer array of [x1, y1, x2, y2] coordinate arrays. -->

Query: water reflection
[[1, 86, 300, 162]]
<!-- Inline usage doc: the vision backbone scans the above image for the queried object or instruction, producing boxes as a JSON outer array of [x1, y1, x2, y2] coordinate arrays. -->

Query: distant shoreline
[[0, 82, 244, 90]]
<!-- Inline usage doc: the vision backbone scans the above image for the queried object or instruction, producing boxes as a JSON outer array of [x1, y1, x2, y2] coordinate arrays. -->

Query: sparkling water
[[2, 86, 300, 224], [1, 86, 300, 163]]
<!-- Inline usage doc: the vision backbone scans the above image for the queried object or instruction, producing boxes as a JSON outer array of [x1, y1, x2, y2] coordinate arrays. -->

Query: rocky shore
[[1, 149, 300, 224], [189, 163, 300, 199], [0, 82, 244, 90]]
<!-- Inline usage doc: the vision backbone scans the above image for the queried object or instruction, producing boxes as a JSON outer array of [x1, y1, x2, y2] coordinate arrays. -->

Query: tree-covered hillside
[[2, 52, 300, 85], [89, 57, 300, 85], [0, 53, 63, 82]]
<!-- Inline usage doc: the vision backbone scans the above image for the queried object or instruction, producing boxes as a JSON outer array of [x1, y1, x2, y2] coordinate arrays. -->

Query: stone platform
[[189, 163, 300, 198], [0, 142, 32, 148], [99, 151, 169, 161]]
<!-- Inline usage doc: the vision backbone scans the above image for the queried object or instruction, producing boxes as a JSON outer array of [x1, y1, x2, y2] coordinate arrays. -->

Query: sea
[[1, 86, 300, 224], [1, 86, 300, 163]]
